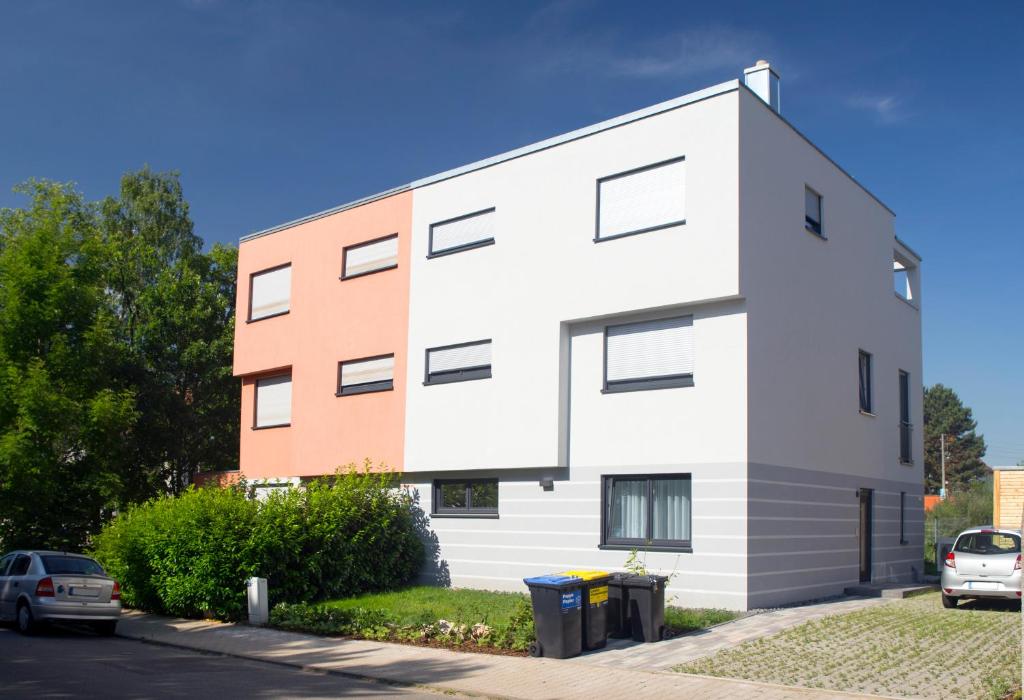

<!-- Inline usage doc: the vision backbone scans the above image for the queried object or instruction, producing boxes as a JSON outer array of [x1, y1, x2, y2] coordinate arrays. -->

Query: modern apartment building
[[232, 61, 924, 610]]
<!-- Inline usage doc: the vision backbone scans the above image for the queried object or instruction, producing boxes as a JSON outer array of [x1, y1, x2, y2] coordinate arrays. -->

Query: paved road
[[0, 624, 442, 699]]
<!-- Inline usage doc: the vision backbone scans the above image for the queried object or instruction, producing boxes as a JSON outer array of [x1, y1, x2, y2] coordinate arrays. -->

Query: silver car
[[0, 550, 121, 635], [941, 527, 1022, 608]]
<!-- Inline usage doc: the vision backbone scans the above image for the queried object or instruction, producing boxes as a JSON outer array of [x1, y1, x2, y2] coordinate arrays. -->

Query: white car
[[940, 527, 1021, 608]]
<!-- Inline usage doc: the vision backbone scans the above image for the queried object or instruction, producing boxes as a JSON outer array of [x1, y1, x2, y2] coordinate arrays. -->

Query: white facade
[[401, 74, 923, 610]]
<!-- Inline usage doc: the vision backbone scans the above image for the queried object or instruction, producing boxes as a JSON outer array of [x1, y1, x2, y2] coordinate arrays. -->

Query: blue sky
[[1, 1, 1021, 464]]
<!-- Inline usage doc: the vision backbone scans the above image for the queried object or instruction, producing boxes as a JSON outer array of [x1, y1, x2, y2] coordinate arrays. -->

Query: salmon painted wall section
[[233, 191, 412, 479]]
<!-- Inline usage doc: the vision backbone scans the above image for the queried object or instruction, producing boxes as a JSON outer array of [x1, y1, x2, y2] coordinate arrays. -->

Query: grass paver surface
[[676, 592, 1021, 700]]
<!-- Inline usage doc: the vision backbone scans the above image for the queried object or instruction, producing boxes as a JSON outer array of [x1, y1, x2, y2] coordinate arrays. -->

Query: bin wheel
[[528, 642, 542, 657], [659, 626, 670, 641]]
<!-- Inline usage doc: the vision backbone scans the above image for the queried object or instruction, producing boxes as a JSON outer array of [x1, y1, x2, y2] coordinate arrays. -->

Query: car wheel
[[16, 603, 36, 635], [941, 594, 959, 609], [93, 620, 118, 636]]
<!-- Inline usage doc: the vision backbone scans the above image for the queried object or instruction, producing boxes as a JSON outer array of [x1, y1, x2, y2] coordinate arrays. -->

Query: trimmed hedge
[[91, 469, 425, 620]]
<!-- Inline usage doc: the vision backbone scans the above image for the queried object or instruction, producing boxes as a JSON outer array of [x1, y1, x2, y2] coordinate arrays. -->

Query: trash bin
[[559, 569, 612, 651], [606, 572, 631, 639], [619, 574, 669, 642], [523, 574, 584, 659]]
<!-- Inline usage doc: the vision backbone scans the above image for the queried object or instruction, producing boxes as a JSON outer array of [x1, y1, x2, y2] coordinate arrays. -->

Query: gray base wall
[[404, 462, 749, 611], [746, 462, 924, 609]]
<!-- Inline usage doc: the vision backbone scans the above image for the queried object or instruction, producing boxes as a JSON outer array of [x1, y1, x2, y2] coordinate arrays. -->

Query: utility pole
[[940, 433, 947, 499]]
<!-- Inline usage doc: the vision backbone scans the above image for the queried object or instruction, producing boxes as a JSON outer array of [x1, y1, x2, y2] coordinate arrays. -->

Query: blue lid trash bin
[[522, 574, 584, 658]]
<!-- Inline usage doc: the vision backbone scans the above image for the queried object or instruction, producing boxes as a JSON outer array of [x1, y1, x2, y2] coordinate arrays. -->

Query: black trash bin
[[523, 574, 584, 658], [558, 570, 612, 651], [606, 572, 631, 639], [620, 574, 669, 642]]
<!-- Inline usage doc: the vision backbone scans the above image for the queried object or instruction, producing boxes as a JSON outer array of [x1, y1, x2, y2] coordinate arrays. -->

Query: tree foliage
[[0, 170, 238, 550], [923, 384, 987, 493]]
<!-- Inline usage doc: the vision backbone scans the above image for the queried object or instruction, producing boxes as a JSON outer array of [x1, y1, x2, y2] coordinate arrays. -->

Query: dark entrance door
[[859, 488, 873, 583]]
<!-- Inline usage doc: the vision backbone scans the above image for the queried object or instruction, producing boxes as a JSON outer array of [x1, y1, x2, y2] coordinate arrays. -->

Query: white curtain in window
[[431, 210, 494, 253], [606, 316, 694, 382], [598, 159, 685, 238], [256, 374, 292, 427], [428, 341, 491, 373], [341, 355, 394, 387], [609, 479, 646, 540], [250, 266, 291, 320], [345, 236, 398, 277], [652, 478, 691, 542]]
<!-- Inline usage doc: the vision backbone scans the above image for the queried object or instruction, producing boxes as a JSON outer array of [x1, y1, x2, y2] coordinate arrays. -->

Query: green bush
[[924, 479, 993, 569], [92, 468, 425, 620]]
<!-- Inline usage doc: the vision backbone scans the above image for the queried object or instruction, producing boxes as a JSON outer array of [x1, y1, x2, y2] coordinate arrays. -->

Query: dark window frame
[[600, 474, 693, 552], [427, 208, 496, 258], [898, 369, 912, 464], [594, 156, 687, 243], [424, 339, 492, 386], [252, 371, 292, 430], [602, 317, 694, 394], [340, 233, 399, 280], [431, 478, 499, 518], [9, 554, 31, 576], [858, 350, 873, 414], [805, 185, 824, 237], [337, 353, 395, 396], [246, 262, 292, 323]]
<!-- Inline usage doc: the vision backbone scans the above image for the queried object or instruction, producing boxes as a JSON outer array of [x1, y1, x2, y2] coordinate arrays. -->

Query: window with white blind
[[604, 316, 694, 393], [805, 186, 823, 237], [254, 373, 292, 428], [596, 157, 686, 241], [425, 340, 492, 385], [342, 234, 398, 279], [248, 264, 291, 321], [429, 208, 495, 257], [337, 354, 395, 396], [602, 474, 692, 550]]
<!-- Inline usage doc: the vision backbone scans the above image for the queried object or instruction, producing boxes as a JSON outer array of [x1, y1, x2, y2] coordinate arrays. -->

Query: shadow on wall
[[408, 487, 450, 587]]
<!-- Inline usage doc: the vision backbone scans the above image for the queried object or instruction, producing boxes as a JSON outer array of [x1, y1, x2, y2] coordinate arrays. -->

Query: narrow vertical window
[[248, 264, 292, 321], [899, 370, 912, 463], [254, 373, 292, 429], [805, 186, 823, 237], [858, 350, 873, 413]]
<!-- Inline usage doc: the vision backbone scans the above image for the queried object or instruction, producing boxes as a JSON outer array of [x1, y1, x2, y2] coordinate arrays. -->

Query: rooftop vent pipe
[[744, 60, 780, 113]]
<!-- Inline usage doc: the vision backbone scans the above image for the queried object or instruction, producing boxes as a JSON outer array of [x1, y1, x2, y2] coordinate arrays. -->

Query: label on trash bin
[[560, 590, 581, 612], [588, 585, 608, 606]]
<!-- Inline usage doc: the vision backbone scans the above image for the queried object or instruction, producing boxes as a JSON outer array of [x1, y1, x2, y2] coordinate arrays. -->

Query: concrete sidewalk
[[118, 611, 889, 700]]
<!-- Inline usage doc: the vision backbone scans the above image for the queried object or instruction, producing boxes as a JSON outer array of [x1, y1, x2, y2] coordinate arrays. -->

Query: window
[[596, 157, 686, 241], [899, 370, 912, 463], [254, 373, 292, 429], [805, 186, 823, 236], [899, 492, 907, 545], [432, 479, 498, 517], [41, 555, 105, 576], [9, 554, 31, 576], [342, 234, 398, 279], [858, 350, 873, 413], [248, 264, 291, 322], [425, 340, 491, 385], [0, 553, 14, 576], [604, 316, 694, 393], [602, 475, 692, 550], [429, 208, 495, 257], [337, 354, 394, 396], [954, 531, 1020, 555]]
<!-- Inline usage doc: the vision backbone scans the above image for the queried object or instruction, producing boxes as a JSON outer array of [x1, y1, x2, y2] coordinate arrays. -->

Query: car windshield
[[954, 532, 1021, 555], [41, 555, 105, 576]]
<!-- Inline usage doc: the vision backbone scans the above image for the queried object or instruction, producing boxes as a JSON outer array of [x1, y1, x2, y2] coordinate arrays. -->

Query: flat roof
[[241, 76, 896, 243]]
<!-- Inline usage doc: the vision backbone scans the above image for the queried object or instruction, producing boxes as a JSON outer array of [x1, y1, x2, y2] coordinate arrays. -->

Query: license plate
[[967, 581, 998, 591], [69, 586, 99, 598]]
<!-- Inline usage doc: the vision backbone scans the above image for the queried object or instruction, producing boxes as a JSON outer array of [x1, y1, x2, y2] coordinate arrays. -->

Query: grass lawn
[[676, 592, 1021, 700], [321, 586, 529, 628], [665, 606, 739, 633]]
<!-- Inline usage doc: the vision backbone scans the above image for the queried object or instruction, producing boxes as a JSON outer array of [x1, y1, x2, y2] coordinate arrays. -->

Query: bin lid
[[558, 569, 611, 582], [619, 573, 670, 587], [524, 574, 582, 587]]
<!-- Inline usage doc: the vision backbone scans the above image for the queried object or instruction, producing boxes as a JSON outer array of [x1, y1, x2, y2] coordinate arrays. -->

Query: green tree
[[923, 384, 987, 493], [0, 181, 137, 549]]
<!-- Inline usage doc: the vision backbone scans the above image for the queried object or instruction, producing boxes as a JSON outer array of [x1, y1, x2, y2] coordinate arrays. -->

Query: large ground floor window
[[602, 474, 692, 551]]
